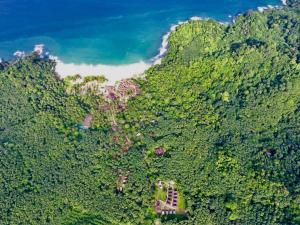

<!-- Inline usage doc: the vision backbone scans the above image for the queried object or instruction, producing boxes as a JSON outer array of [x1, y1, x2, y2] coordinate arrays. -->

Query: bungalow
[[123, 176, 128, 184], [155, 147, 165, 156], [155, 201, 162, 213], [166, 199, 171, 205]]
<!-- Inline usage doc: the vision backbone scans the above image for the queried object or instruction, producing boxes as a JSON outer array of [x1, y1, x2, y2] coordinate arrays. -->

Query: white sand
[[55, 59, 151, 85]]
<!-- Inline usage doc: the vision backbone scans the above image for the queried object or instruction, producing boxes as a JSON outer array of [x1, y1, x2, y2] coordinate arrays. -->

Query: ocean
[[0, 0, 282, 65]]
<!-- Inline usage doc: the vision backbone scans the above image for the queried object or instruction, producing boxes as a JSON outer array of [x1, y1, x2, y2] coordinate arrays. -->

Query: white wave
[[106, 15, 124, 21], [282, 0, 287, 5], [151, 24, 179, 65], [151, 16, 216, 65], [190, 16, 202, 21], [14, 50, 26, 58], [258, 4, 282, 12], [258, 6, 269, 12]]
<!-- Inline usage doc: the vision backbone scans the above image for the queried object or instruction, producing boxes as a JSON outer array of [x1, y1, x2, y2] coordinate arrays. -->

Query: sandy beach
[[54, 17, 203, 84], [55, 59, 151, 85]]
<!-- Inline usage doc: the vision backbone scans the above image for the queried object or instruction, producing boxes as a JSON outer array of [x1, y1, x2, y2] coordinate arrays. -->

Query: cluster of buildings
[[105, 79, 140, 102], [117, 172, 129, 193], [166, 187, 178, 208], [155, 201, 176, 215], [155, 181, 180, 216], [103, 79, 140, 135]]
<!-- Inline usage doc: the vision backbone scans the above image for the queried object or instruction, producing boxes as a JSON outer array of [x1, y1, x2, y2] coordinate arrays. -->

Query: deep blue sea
[[0, 0, 282, 65]]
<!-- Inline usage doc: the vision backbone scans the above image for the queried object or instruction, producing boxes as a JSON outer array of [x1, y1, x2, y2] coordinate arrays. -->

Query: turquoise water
[[0, 0, 282, 64]]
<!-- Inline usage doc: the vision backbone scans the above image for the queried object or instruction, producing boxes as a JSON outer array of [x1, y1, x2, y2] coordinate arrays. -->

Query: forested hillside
[[0, 2, 300, 225]]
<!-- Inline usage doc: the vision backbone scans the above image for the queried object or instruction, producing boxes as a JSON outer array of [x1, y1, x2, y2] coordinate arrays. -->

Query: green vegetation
[[178, 193, 186, 210], [1, 2, 300, 225], [155, 188, 167, 202], [288, 0, 300, 7]]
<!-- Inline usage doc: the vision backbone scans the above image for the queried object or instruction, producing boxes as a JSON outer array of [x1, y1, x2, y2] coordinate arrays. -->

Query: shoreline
[[8, 1, 285, 85], [54, 16, 220, 84]]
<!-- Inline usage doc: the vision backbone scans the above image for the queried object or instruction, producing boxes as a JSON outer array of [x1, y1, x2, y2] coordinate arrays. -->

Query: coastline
[[50, 1, 285, 84], [54, 16, 216, 84]]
